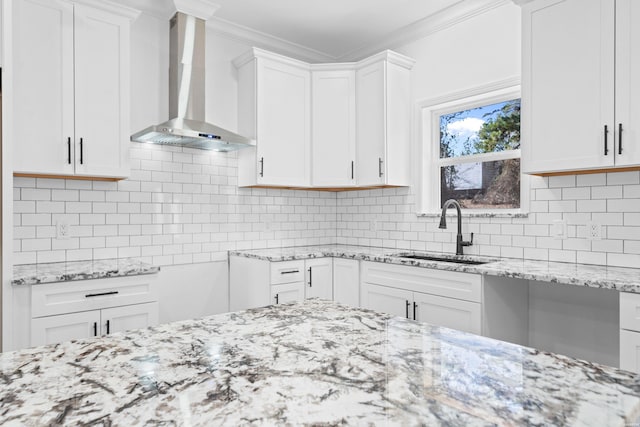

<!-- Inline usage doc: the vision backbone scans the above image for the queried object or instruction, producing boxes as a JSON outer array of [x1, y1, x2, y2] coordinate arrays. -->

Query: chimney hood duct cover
[[131, 12, 253, 151]]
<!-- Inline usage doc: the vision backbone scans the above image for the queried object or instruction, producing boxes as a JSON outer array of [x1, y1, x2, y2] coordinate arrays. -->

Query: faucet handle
[[462, 232, 474, 247]]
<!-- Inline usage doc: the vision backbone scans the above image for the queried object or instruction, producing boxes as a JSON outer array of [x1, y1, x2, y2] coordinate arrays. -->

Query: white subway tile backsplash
[[14, 145, 640, 269]]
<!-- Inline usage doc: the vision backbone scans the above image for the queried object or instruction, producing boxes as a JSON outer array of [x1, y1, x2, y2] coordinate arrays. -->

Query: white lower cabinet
[[360, 261, 482, 335], [333, 258, 360, 307], [620, 330, 640, 373], [413, 292, 481, 335], [361, 283, 412, 318], [271, 283, 305, 305], [31, 310, 101, 346], [230, 256, 334, 310], [101, 302, 159, 335], [29, 275, 159, 347], [305, 258, 333, 300], [620, 292, 640, 372]]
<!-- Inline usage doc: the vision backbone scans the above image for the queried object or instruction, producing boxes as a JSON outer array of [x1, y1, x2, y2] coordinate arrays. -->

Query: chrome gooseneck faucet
[[439, 199, 474, 256]]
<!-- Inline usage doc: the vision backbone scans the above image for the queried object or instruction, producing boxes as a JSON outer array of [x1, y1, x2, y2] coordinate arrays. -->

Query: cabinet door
[[356, 61, 386, 186], [361, 283, 412, 318], [615, 0, 640, 167], [311, 70, 356, 187], [101, 302, 159, 335], [413, 292, 481, 335], [73, 4, 130, 178], [333, 258, 360, 307], [13, 0, 75, 175], [305, 258, 333, 300], [271, 282, 305, 305], [256, 58, 310, 186], [31, 310, 101, 347], [522, 0, 615, 174], [620, 330, 640, 373]]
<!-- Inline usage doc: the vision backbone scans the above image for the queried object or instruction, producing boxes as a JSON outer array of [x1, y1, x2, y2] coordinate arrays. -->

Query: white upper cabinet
[[356, 52, 414, 186], [236, 49, 311, 187], [311, 68, 356, 187], [522, 0, 640, 174], [614, 0, 640, 167], [12, 0, 138, 179], [73, 4, 132, 178], [235, 48, 414, 190], [13, 0, 75, 176]]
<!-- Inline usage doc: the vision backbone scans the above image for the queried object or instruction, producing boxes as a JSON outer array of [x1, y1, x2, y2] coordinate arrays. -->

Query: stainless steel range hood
[[131, 12, 253, 151]]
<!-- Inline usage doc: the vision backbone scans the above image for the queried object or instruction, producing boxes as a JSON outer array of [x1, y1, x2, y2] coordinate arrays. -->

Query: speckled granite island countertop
[[12, 258, 160, 286], [230, 244, 640, 293], [0, 300, 638, 426]]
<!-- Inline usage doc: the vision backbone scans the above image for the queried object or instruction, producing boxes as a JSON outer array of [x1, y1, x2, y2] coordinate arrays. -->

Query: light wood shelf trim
[[14, 173, 123, 182]]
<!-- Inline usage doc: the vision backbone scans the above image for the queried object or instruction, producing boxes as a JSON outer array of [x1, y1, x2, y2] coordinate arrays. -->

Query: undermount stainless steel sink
[[392, 253, 493, 265]]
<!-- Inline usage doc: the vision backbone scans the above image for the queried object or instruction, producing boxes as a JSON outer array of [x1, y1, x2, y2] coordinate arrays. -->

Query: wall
[[335, 3, 640, 269]]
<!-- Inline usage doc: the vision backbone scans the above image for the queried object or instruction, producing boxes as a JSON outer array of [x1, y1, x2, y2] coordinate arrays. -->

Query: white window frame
[[418, 80, 529, 215]]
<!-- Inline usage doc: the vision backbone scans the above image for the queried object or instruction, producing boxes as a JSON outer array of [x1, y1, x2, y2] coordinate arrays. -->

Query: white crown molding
[[356, 50, 416, 70], [73, 0, 141, 20], [511, 0, 535, 5], [337, 0, 513, 61], [233, 47, 312, 70], [173, 0, 220, 21], [207, 16, 335, 63]]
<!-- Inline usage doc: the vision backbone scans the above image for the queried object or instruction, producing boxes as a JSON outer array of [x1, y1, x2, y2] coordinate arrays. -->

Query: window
[[420, 84, 525, 213]]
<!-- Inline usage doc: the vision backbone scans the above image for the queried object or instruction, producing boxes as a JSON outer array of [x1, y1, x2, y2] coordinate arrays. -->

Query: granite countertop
[[230, 244, 640, 293], [0, 299, 638, 425], [12, 258, 160, 286]]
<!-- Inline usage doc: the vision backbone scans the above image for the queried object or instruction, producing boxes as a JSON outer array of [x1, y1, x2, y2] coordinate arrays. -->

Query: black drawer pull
[[106, 320, 110, 334], [275, 294, 279, 304], [67, 137, 71, 164], [93, 322, 97, 336], [80, 137, 84, 164], [604, 125, 609, 155], [85, 291, 119, 298], [405, 300, 410, 318], [280, 269, 299, 275]]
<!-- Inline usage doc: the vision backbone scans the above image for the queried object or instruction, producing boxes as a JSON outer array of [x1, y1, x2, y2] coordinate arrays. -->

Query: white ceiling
[[119, 0, 507, 61], [209, 0, 462, 59]]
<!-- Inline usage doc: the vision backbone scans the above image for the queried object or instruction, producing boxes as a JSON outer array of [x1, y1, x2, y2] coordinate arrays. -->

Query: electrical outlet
[[56, 221, 70, 240], [586, 221, 601, 240], [552, 219, 567, 240]]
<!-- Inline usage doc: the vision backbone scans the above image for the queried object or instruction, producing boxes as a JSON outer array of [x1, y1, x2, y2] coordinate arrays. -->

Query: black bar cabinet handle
[[280, 269, 299, 275], [378, 157, 384, 177], [405, 300, 410, 318], [604, 125, 609, 155], [275, 294, 279, 304], [351, 161, 354, 180], [308, 267, 312, 287], [80, 137, 84, 164], [67, 137, 71, 164], [413, 302, 417, 321], [259, 157, 264, 177], [93, 322, 97, 336], [106, 320, 110, 335], [619, 123, 623, 155], [85, 291, 119, 298]]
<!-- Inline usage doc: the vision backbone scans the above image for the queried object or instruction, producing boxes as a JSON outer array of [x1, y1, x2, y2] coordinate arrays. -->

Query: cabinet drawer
[[31, 274, 158, 318], [270, 260, 305, 284], [620, 292, 640, 332], [361, 261, 482, 302]]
